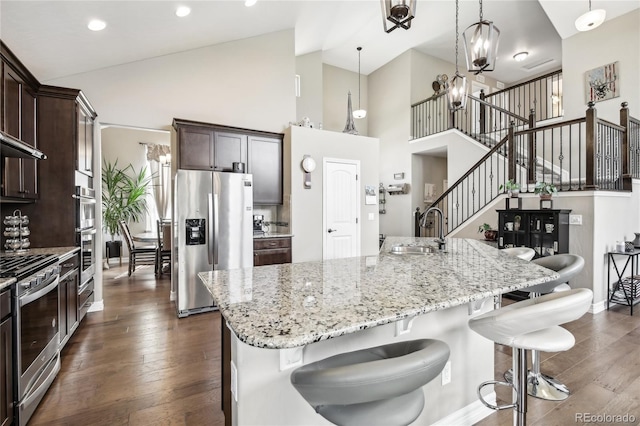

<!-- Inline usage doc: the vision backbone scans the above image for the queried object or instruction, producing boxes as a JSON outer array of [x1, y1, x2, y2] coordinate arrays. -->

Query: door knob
[[328, 228, 337, 233]]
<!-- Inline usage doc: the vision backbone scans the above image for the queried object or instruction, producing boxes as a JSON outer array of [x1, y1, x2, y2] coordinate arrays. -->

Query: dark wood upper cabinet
[[173, 119, 284, 205], [178, 125, 215, 170], [1, 42, 40, 200], [248, 135, 282, 205], [214, 131, 247, 172]]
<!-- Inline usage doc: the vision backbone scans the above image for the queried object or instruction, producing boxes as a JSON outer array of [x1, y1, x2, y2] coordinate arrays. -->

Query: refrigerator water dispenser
[[185, 219, 206, 245]]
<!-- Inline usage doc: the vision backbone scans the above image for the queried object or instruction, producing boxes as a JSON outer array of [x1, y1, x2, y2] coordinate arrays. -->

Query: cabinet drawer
[[254, 238, 291, 250], [0, 289, 11, 320], [59, 252, 80, 278]]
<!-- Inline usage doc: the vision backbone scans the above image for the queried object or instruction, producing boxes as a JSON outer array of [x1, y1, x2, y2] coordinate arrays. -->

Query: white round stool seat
[[469, 288, 592, 350], [502, 247, 536, 261]]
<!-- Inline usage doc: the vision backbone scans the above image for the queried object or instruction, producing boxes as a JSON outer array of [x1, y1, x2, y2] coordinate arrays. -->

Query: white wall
[[296, 51, 324, 128], [285, 126, 379, 263], [322, 64, 368, 136], [562, 9, 640, 122], [43, 30, 297, 133]]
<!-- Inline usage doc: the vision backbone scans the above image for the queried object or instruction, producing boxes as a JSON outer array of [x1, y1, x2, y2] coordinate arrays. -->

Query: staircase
[[411, 70, 640, 237]]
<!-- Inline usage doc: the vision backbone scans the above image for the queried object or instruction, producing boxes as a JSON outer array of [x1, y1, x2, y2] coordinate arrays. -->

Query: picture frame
[[585, 61, 619, 103]]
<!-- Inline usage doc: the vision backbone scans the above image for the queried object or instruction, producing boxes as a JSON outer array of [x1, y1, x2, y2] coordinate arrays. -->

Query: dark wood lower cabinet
[[254, 237, 291, 266], [1, 289, 13, 426]]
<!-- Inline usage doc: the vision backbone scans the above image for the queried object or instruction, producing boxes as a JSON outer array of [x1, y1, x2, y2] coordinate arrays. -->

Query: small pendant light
[[381, 0, 417, 33], [353, 47, 367, 119], [575, 0, 606, 31], [462, 0, 500, 74], [448, 0, 467, 111]]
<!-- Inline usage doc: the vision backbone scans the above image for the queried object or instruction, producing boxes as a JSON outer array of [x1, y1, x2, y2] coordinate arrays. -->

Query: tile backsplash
[[253, 194, 291, 234]]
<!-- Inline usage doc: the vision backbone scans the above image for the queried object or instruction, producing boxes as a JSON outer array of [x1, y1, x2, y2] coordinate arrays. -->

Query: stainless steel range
[[0, 253, 61, 426]]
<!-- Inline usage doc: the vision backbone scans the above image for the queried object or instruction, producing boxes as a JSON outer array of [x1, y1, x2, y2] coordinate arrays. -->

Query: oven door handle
[[72, 194, 97, 203], [20, 275, 59, 307], [76, 227, 97, 234]]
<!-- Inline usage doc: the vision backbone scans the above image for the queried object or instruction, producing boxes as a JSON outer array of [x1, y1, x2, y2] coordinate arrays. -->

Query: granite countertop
[[198, 236, 559, 349], [253, 232, 293, 239], [0, 247, 80, 292]]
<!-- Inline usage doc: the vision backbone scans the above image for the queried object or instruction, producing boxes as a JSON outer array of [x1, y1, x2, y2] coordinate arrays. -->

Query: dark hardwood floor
[[30, 265, 224, 426], [30, 265, 640, 425]]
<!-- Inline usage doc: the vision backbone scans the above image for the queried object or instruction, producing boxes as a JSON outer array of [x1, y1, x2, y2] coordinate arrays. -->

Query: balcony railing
[[415, 101, 639, 237], [482, 70, 563, 123]]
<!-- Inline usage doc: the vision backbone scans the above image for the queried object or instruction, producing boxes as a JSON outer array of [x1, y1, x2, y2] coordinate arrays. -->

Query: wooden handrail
[[411, 91, 446, 108], [483, 69, 562, 99], [514, 117, 586, 137], [468, 94, 528, 123]]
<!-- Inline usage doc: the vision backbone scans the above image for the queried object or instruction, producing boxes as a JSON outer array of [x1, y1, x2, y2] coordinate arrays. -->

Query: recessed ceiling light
[[513, 52, 528, 62], [176, 6, 191, 17], [87, 19, 106, 31], [245, 0, 257, 7]]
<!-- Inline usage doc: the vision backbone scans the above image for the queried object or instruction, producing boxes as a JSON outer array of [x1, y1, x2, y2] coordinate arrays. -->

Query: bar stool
[[469, 288, 592, 426], [502, 247, 536, 261], [506, 254, 585, 401], [290, 339, 450, 426]]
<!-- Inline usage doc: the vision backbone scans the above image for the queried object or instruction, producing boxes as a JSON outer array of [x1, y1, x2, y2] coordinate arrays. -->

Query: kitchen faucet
[[419, 206, 446, 251]]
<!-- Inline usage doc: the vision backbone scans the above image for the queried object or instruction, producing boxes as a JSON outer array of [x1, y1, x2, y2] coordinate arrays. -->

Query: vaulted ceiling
[[1, 1, 637, 85]]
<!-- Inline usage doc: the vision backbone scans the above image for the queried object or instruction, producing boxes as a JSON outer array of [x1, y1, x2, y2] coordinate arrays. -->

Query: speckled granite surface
[[0, 247, 79, 291], [198, 237, 559, 349]]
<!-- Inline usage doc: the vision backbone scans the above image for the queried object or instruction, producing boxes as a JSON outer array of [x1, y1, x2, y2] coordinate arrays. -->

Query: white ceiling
[[0, 1, 638, 85]]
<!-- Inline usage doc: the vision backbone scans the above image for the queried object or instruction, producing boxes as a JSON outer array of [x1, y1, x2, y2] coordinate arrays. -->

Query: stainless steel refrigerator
[[173, 170, 253, 317]]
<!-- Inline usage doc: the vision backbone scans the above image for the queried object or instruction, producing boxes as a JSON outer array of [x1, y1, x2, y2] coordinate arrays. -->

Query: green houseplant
[[102, 159, 152, 257], [478, 223, 497, 241], [534, 181, 558, 199], [499, 179, 520, 197]]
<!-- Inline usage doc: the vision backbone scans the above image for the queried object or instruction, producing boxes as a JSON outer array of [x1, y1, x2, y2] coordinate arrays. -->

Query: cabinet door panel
[[213, 131, 247, 172], [179, 127, 214, 170], [248, 136, 282, 205], [77, 106, 87, 173], [1, 316, 12, 426], [3, 68, 20, 138]]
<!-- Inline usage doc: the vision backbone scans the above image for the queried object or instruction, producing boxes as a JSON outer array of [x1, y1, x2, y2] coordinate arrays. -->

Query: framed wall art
[[585, 61, 619, 103]]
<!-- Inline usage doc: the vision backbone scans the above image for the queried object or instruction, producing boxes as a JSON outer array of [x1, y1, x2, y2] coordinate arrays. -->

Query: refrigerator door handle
[[208, 193, 214, 265], [213, 193, 219, 267]]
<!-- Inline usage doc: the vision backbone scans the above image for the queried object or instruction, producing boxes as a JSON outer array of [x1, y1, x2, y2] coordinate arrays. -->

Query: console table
[[607, 249, 640, 315]]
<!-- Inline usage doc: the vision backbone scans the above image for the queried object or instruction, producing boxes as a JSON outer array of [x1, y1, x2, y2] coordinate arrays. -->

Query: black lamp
[[462, 0, 500, 74]]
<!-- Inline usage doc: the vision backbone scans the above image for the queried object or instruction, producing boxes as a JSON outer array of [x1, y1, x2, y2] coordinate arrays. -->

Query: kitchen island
[[198, 237, 560, 425]]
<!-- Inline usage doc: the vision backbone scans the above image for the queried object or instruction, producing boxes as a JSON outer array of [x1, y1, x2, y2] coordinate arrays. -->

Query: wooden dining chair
[[119, 220, 157, 276], [156, 219, 172, 276]]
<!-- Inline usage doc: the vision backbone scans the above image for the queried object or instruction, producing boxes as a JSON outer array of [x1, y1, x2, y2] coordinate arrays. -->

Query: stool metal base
[[504, 369, 570, 401]]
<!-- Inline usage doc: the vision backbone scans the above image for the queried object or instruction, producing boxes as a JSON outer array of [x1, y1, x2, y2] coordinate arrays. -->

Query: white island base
[[224, 301, 496, 426]]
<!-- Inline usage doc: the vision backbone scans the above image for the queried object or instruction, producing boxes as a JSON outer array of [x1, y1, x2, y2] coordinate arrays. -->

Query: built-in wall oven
[[0, 253, 61, 426], [74, 186, 96, 285]]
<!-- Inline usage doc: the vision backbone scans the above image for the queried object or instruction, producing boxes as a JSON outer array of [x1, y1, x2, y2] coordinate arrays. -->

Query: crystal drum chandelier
[[462, 0, 500, 74]]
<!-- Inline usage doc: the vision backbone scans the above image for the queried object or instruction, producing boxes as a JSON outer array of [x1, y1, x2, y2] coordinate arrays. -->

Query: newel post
[[479, 89, 486, 135], [620, 102, 630, 177], [508, 121, 516, 182], [527, 108, 536, 184], [585, 101, 598, 189]]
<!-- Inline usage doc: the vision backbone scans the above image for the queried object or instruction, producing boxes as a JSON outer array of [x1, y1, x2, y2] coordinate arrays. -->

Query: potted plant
[[102, 159, 152, 259], [478, 223, 497, 241], [534, 181, 558, 199], [499, 179, 520, 198]]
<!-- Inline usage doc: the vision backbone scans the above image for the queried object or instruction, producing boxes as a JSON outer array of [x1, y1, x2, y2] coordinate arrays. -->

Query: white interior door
[[323, 158, 360, 260]]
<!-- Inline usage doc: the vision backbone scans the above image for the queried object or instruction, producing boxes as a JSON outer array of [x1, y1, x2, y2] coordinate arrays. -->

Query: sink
[[390, 244, 438, 255]]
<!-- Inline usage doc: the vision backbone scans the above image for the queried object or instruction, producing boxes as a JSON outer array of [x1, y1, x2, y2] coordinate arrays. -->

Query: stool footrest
[[477, 380, 517, 411]]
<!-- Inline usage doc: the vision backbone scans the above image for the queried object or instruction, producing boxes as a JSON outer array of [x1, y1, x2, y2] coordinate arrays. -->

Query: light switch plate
[[569, 214, 582, 225]]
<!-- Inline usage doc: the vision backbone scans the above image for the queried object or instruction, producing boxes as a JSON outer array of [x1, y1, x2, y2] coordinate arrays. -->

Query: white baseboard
[[590, 300, 607, 314], [88, 299, 104, 312], [432, 392, 496, 426]]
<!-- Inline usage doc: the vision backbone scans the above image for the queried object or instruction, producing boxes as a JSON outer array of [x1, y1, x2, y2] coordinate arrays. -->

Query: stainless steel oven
[[0, 253, 61, 426], [78, 228, 96, 285], [74, 186, 96, 231], [75, 186, 97, 285]]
